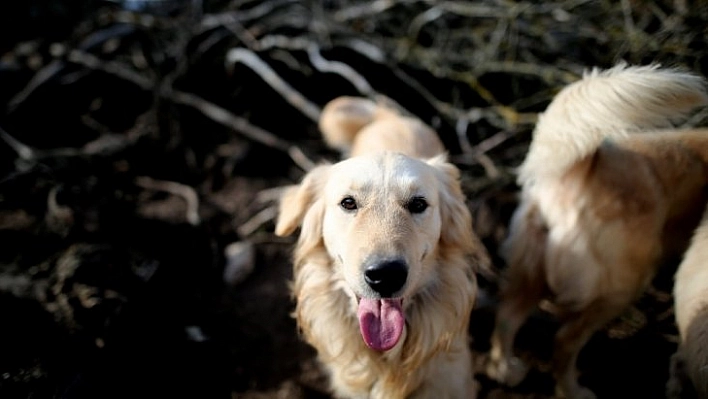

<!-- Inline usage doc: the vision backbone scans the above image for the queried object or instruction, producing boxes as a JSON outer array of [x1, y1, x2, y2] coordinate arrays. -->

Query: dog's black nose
[[364, 260, 408, 297]]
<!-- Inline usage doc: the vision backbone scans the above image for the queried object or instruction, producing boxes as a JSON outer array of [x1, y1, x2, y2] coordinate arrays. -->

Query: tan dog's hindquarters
[[668, 207, 708, 398], [276, 96, 486, 398], [487, 64, 708, 399], [518, 63, 708, 184], [318, 96, 445, 159]]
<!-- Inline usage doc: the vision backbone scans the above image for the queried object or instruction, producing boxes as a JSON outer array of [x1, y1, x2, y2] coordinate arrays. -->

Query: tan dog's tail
[[518, 63, 708, 185], [318, 96, 398, 154]]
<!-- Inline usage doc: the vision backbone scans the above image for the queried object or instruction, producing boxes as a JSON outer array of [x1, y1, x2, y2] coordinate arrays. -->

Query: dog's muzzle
[[364, 260, 407, 297]]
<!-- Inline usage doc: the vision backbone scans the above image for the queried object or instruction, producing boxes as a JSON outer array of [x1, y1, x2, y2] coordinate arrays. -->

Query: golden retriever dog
[[668, 205, 708, 398], [484, 64, 708, 399], [274, 96, 488, 399]]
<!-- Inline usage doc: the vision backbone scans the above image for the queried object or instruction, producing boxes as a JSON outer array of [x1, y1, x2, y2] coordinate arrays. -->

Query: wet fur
[[275, 97, 488, 398], [486, 64, 708, 399]]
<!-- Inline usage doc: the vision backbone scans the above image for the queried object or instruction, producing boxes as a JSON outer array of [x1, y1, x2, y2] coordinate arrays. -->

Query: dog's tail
[[518, 63, 708, 185], [318, 96, 398, 153]]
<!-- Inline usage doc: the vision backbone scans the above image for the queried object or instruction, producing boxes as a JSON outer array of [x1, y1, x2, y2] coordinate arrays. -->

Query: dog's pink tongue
[[357, 298, 404, 351]]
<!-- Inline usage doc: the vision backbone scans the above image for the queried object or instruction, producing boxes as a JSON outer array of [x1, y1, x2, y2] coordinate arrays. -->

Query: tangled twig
[[135, 176, 202, 226]]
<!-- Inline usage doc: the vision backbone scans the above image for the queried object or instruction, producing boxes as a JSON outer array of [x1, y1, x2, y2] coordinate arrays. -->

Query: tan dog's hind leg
[[552, 297, 633, 399], [678, 306, 708, 398], [667, 311, 708, 399], [669, 210, 708, 398]]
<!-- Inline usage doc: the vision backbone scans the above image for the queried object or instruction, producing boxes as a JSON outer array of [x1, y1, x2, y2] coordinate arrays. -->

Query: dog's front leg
[[486, 293, 536, 386], [487, 200, 548, 386], [486, 258, 547, 387], [406, 340, 477, 399]]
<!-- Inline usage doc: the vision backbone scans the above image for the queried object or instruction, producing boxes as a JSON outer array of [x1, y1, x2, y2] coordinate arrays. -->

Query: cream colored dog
[[485, 64, 708, 399], [275, 96, 488, 399], [668, 206, 708, 398]]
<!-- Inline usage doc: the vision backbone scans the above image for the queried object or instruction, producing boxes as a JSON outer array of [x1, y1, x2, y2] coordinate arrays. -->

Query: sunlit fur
[[318, 96, 445, 158], [275, 96, 488, 398], [486, 64, 708, 399]]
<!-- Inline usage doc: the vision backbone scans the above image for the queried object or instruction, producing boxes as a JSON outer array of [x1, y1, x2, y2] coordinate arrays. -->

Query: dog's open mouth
[[357, 297, 404, 351]]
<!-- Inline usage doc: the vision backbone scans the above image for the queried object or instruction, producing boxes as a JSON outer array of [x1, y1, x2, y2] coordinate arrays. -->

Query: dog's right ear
[[427, 154, 494, 277], [275, 164, 331, 237]]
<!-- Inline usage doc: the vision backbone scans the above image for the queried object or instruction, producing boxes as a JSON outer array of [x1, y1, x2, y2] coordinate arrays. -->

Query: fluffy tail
[[318, 96, 397, 154], [518, 63, 708, 185]]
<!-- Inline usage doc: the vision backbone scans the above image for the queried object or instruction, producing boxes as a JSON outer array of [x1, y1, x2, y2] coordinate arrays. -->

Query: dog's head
[[275, 151, 476, 352]]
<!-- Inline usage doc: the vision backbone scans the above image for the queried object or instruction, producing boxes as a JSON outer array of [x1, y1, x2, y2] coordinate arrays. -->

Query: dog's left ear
[[275, 164, 331, 237], [427, 155, 491, 269]]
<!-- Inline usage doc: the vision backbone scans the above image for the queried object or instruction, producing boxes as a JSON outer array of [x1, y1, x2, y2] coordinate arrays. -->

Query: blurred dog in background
[[668, 205, 708, 399], [275, 96, 488, 398], [485, 64, 708, 399]]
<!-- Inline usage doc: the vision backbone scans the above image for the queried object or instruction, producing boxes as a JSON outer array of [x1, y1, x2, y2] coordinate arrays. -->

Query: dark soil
[[1, 1, 707, 398]]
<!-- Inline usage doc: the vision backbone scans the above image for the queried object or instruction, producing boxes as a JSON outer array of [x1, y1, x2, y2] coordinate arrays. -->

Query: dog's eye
[[340, 196, 357, 211], [407, 197, 428, 214]]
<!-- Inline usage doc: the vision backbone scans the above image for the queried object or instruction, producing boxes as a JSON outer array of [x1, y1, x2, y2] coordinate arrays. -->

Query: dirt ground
[[1, 1, 707, 398]]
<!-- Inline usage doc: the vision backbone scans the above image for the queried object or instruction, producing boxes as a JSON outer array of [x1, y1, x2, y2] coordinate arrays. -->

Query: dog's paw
[[555, 384, 597, 399], [666, 352, 693, 399], [485, 356, 529, 387]]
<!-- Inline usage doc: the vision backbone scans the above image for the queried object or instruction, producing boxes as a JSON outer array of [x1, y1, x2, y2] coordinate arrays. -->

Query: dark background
[[1, 1, 707, 398]]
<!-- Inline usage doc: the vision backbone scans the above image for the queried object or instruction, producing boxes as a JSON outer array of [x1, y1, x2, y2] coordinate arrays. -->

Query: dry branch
[[135, 176, 201, 226], [225, 47, 322, 123], [170, 90, 316, 172]]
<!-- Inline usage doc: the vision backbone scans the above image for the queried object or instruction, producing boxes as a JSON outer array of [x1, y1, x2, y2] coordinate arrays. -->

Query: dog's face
[[321, 153, 443, 299], [276, 151, 474, 352]]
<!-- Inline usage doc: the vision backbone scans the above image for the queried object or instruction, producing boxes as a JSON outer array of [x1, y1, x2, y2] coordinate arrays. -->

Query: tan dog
[[485, 64, 708, 399], [668, 206, 708, 398], [275, 96, 487, 398]]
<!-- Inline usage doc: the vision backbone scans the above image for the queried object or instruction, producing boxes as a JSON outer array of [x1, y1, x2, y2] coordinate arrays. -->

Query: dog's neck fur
[[291, 236, 475, 398]]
